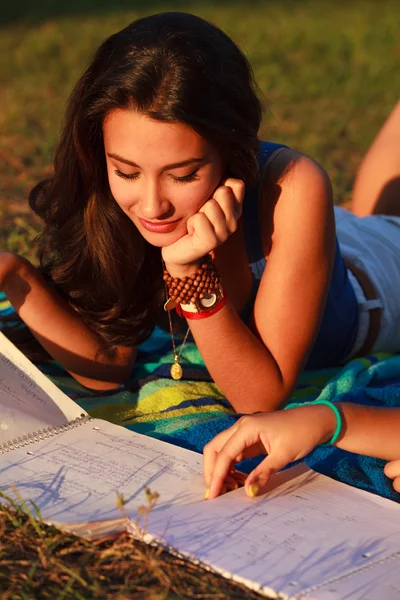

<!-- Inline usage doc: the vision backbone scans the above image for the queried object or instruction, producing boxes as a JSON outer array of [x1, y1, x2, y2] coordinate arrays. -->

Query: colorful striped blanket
[[1, 292, 400, 502]]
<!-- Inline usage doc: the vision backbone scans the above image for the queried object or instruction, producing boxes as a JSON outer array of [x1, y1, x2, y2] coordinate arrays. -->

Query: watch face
[[200, 293, 217, 308]]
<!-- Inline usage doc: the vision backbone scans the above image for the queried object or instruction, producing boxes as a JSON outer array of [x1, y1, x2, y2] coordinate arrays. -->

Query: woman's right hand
[[203, 404, 337, 499]]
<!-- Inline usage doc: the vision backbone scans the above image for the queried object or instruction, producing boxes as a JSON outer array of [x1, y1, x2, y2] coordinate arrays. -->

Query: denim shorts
[[334, 206, 400, 357]]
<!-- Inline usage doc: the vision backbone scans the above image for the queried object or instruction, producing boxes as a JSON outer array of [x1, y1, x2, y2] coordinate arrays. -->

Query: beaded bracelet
[[283, 399, 342, 446], [163, 261, 220, 306]]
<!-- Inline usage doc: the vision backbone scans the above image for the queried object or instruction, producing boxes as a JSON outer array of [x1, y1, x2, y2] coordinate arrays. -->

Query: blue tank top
[[240, 141, 358, 369]]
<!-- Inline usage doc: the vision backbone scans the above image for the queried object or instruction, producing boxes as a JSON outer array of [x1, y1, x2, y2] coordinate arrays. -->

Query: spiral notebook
[[1, 330, 400, 600]]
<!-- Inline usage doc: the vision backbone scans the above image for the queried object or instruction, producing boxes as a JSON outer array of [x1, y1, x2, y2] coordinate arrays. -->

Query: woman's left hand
[[162, 178, 244, 272], [384, 459, 400, 492]]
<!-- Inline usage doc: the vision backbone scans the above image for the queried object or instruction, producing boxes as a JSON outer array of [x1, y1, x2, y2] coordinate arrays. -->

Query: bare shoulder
[[262, 147, 332, 205], [259, 147, 334, 249]]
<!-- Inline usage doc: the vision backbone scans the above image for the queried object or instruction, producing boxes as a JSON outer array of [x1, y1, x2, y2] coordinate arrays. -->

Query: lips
[[138, 217, 181, 233]]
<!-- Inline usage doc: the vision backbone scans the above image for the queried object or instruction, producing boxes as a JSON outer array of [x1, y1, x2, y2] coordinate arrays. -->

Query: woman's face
[[103, 109, 225, 247]]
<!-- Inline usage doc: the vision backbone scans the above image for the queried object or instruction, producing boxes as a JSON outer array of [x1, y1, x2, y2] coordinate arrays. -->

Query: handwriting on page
[[146, 466, 400, 600], [0, 352, 70, 444], [0, 333, 85, 440], [0, 419, 205, 523]]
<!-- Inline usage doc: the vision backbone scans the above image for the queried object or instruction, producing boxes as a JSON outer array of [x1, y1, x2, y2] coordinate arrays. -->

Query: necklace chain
[[167, 309, 190, 361], [162, 258, 190, 379]]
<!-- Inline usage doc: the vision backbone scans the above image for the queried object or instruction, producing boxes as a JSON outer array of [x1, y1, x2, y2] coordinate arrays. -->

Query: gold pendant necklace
[[167, 308, 190, 380], [162, 258, 190, 380]]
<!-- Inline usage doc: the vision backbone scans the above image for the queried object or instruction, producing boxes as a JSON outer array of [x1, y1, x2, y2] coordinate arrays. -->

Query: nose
[[139, 179, 171, 220]]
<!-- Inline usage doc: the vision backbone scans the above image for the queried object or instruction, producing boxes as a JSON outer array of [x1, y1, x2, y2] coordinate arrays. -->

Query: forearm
[[1, 253, 134, 389], [335, 403, 400, 461], [187, 300, 290, 413]]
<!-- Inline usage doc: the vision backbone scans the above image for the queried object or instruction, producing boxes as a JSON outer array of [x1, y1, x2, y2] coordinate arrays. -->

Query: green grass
[[0, 0, 399, 597], [1, 0, 399, 221]]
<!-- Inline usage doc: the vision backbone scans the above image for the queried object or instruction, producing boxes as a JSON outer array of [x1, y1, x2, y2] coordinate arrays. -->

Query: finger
[[244, 451, 292, 498], [214, 192, 239, 234], [211, 186, 240, 231], [187, 212, 219, 251], [224, 472, 246, 491], [384, 459, 400, 479], [228, 470, 247, 486], [199, 198, 231, 241], [208, 427, 264, 499], [233, 452, 245, 464], [392, 476, 400, 494], [203, 425, 239, 486], [218, 178, 245, 218]]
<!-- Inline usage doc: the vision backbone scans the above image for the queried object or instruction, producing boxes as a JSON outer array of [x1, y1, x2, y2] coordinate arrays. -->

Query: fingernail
[[204, 488, 210, 500], [248, 483, 259, 497]]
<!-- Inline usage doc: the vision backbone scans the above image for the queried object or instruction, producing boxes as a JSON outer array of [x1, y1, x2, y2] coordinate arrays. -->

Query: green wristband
[[283, 399, 342, 446]]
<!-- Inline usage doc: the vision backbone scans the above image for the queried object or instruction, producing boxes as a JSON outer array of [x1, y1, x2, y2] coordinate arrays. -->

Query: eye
[[170, 170, 200, 184], [115, 169, 140, 181]]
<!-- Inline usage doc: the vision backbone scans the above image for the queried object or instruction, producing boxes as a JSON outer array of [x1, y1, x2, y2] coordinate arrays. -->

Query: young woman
[[1, 13, 400, 418]]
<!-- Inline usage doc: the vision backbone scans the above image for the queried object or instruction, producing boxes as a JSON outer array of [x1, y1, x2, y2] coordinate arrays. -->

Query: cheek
[[181, 172, 222, 212], [108, 177, 134, 211], [175, 183, 211, 215]]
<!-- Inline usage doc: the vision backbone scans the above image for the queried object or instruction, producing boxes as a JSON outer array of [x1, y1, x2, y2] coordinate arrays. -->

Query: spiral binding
[[0, 414, 92, 454]]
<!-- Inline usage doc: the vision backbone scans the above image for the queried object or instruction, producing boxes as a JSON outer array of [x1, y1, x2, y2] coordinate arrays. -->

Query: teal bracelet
[[283, 399, 342, 446]]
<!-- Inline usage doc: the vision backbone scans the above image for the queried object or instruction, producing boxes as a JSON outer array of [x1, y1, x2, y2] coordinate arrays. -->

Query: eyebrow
[[107, 153, 206, 171]]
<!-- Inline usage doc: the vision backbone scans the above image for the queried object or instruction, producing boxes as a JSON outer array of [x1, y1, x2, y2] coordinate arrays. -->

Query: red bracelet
[[179, 295, 227, 320]]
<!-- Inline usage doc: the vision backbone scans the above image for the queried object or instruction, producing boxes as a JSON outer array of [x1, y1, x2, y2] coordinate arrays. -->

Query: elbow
[[67, 349, 136, 391], [82, 380, 126, 392], [227, 365, 297, 414], [69, 373, 126, 391], [67, 366, 132, 392], [228, 384, 290, 414]]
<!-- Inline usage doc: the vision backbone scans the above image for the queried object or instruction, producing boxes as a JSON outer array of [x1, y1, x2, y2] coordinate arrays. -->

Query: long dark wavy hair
[[20, 12, 263, 356]]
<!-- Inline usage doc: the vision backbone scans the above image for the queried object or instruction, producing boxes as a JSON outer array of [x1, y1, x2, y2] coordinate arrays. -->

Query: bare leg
[[351, 100, 400, 217]]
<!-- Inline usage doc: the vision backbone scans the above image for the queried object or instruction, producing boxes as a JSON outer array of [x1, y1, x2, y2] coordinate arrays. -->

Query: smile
[[138, 217, 181, 233]]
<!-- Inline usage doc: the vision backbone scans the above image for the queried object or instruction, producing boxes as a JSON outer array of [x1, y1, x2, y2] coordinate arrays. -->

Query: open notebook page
[[0, 332, 87, 444], [144, 464, 400, 600], [0, 417, 206, 526]]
